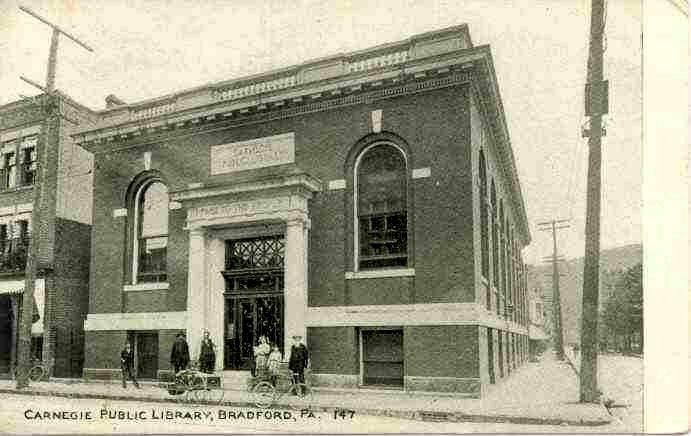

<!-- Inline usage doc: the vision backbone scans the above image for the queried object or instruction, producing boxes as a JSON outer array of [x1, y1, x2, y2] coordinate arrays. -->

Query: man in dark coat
[[288, 334, 309, 394], [171, 333, 190, 374], [120, 341, 140, 389]]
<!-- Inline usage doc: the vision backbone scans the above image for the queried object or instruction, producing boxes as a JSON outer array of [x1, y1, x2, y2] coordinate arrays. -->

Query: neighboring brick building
[[0, 93, 94, 377], [75, 25, 531, 396]]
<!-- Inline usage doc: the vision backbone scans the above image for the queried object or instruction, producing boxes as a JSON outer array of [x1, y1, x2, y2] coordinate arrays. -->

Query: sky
[[0, 0, 643, 265]]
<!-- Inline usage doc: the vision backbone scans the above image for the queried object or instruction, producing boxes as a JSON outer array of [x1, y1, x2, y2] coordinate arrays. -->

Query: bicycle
[[12, 359, 47, 383], [165, 365, 225, 405], [250, 369, 313, 410]]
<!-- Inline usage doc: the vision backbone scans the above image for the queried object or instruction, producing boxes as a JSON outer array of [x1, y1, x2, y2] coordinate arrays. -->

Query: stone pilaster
[[284, 217, 309, 358], [186, 227, 207, 361], [206, 236, 225, 371]]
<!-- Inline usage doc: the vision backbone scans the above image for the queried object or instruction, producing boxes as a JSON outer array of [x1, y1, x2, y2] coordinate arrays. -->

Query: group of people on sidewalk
[[120, 330, 309, 389], [120, 330, 217, 389], [251, 334, 309, 389]]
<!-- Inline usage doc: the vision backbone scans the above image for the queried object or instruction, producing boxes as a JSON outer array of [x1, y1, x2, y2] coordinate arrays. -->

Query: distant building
[[0, 93, 94, 377], [74, 25, 531, 396], [528, 287, 548, 357]]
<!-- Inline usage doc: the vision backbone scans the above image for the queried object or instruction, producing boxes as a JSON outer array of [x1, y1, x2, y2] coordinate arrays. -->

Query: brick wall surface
[[404, 325, 479, 379], [306, 326, 359, 375], [84, 330, 126, 369], [89, 85, 484, 312]]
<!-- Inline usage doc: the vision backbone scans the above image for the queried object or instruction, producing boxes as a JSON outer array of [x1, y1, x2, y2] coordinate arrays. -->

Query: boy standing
[[120, 341, 140, 389]]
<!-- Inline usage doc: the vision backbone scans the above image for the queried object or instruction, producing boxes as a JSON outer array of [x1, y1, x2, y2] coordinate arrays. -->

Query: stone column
[[284, 218, 308, 358], [186, 227, 207, 362], [206, 236, 226, 372]]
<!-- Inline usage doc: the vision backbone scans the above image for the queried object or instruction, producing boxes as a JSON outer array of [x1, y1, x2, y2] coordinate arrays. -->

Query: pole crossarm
[[19, 6, 94, 52]]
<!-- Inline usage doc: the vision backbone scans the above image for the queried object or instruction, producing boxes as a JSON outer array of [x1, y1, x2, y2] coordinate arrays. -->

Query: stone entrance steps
[[221, 370, 252, 390]]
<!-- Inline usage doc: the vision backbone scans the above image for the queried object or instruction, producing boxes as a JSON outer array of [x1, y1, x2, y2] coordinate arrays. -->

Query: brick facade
[[76, 25, 531, 394], [0, 94, 94, 377]]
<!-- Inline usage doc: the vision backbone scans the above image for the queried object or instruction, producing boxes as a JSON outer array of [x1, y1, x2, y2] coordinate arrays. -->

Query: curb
[[0, 387, 612, 427]]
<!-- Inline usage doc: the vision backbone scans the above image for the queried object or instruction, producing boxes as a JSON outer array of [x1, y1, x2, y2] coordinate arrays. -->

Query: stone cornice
[[76, 64, 476, 156], [74, 25, 475, 143], [170, 172, 323, 204], [469, 46, 531, 245]]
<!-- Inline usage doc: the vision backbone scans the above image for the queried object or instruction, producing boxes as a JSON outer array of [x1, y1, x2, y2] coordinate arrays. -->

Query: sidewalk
[[0, 352, 611, 426]]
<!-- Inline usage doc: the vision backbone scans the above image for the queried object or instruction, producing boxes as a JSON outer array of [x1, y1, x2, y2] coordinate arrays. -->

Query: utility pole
[[15, 5, 93, 389], [538, 219, 570, 361], [580, 0, 608, 403]]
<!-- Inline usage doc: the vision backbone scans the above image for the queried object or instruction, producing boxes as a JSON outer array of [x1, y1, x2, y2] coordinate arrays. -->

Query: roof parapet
[[90, 24, 472, 126]]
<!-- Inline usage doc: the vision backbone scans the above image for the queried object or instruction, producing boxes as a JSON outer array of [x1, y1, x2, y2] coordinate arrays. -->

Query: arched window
[[133, 180, 168, 283], [479, 150, 490, 283], [499, 201, 506, 316], [491, 181, 499, 313], [355, 142, 408, 270]]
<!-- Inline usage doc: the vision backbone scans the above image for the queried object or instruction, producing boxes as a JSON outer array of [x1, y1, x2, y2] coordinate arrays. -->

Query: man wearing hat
[[170, 332, 190, 374], [288, 334, 309, 394]]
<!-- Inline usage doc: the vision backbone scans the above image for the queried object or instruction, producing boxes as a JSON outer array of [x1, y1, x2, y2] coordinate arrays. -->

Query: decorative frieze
[[188, 197, 291, 222]]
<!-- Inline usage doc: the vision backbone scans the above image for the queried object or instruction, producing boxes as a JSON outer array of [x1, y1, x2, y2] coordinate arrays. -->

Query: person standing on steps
[[171, 332, 190, 374], [199, 330, 216, 374], [120, 341, 140, 389], [253, 335, 270, 378], [288, 334, 309, 395]]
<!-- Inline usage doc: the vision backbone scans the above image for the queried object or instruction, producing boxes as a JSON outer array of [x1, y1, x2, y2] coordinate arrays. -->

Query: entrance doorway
[[222, 235, 285, 371], [0, 297, 12, 374], [130, 332, 158, 380]]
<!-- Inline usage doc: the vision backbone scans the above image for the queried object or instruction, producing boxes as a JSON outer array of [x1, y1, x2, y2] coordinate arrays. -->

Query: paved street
[[564, 348, 644, 433], [0, 393, 612, 434], [598, 353, 644, 432], [0, 351, 643, 433]]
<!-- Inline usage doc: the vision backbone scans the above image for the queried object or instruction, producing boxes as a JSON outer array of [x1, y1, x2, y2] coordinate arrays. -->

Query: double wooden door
[[224, 294, 284, 370]]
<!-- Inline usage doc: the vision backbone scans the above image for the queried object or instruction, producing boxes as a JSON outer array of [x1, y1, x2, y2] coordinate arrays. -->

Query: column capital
[[286, 216, 311, 230], [188, 226, 207, 237]]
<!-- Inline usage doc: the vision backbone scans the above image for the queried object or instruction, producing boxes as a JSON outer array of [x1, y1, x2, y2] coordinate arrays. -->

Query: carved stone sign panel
[[188, 197, 291, 222], [210, 132, 295, 174]]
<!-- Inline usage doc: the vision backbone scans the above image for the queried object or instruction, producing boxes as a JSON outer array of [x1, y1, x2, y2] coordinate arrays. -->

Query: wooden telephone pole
[[15, 5, 93, 389], [538, 219, 570, 361], [580, 0, 608, 403]]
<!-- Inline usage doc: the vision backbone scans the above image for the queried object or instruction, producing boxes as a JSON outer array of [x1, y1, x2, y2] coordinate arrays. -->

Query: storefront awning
[[0, 279, 45, 335]]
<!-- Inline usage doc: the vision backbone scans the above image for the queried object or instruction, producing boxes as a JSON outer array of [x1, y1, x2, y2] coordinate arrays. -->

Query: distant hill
[[527, 243, 642, 345]]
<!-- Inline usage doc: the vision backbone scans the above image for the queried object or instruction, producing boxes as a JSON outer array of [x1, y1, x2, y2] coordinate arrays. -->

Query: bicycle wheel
[[252, 381, 276, 409], [195, 387, 225, 405], [28, 365, 45, 382], [12, 367, 26, 381], [289, 383, 314, 410]]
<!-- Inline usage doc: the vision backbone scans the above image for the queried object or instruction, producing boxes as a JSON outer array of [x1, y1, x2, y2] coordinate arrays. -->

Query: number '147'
[[333, 409, 355, 419]]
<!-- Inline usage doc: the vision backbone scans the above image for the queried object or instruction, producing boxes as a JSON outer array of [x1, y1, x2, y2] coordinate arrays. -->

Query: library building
[[75, 25, 531, 396]]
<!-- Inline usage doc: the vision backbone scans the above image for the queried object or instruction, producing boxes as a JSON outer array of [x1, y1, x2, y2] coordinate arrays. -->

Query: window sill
[[123, 282, 170, 292], [0, 185, 33, 193], [345, 268, 415, 280]]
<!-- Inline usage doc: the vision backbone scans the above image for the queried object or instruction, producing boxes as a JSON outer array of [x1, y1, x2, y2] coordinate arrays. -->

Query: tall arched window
[[355, 142, 408, 270], [499, 201, 506, 316], [491, 181, 499, 313], [479, 150, 489, 283], [134, 180, 168, 283]]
